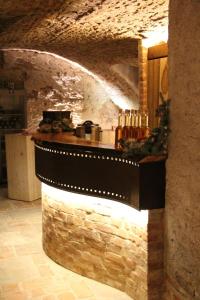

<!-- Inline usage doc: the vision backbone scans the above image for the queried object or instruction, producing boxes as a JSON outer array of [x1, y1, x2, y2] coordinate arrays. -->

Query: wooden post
[[138, 41, 148, 112]]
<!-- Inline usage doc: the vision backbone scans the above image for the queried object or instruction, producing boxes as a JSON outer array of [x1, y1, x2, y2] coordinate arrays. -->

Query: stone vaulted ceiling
[[0, 0, 168, 65]]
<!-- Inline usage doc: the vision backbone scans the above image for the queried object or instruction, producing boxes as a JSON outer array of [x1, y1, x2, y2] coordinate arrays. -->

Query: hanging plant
[[121, 96, 170, 160]]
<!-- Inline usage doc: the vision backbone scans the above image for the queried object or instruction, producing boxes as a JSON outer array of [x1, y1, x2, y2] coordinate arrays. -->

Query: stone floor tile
[[32, 253, 50, 265], [21, 278, 48, 290], [57, 291, 76, 300], [0, 200, 12, 211], [38, 265, 54, 277], [29, 287, 45, 298], [0, 187, 132, 300], [0, 231, 26, 246], [42, 295, 57, 300], [1, 290, 28, 300], [69, 280, 94, 299], [0, 246, 16, 259], [14, 242, 41, 256], [86, 278, 130, 299], [0, 282, 20, 293]]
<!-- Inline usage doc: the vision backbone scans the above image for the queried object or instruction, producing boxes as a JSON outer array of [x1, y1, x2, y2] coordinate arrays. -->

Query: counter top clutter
[[38, 111, 103, 144], [38, 110, 74, 133], [32, 132, 166, 210]]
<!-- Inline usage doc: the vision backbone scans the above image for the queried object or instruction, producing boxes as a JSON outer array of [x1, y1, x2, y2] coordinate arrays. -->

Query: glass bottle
[[129, 109, 137, 140], [115, 109, 123, 148], [136, 110, 143, 141], [122, 109, 131, 140]]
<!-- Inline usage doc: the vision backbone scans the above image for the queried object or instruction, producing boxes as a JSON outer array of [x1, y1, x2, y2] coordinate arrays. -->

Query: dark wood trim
[[148, 43, 168, 60], [0, 50, 4, 68], [34, 139, 166, 210]]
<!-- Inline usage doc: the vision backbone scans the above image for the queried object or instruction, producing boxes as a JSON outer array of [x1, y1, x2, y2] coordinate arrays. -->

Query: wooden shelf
[[0, 89, 25, 96], [0, 113, 23, 116]]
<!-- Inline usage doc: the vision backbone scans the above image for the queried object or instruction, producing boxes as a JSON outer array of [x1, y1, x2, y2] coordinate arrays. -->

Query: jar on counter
[[91, 124, 102, 142], [75, 125, 85, 138], [83, 120, 93, 140]]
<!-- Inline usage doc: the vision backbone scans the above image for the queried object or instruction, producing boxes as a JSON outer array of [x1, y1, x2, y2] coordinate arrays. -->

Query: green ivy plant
[[121, 96, 170, 159]]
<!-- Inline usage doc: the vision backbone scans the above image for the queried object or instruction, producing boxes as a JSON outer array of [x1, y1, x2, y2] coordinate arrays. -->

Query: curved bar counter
[[34, 132, 165, 210], [33, 132, 165, 300]]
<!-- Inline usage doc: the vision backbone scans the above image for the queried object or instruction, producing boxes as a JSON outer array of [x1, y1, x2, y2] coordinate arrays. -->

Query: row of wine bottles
[[115, 109, 151, 148]]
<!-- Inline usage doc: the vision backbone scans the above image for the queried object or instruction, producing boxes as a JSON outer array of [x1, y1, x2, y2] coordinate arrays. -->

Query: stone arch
[[1, 48, 139, 130]]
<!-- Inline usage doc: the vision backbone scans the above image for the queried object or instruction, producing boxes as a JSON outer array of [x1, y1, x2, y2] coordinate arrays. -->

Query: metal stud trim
[[35, 144, 139, 167], [37, 173, 128, 201]]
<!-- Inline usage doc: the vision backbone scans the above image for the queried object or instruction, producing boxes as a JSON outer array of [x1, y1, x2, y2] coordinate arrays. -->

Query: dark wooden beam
[[0, 50, 4, 68], [148, 43, 168, 60]]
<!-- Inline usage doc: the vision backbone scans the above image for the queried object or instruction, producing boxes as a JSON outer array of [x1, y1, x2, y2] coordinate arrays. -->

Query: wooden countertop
[[31, 132, 117, 151], [31, 132, 166, 163]]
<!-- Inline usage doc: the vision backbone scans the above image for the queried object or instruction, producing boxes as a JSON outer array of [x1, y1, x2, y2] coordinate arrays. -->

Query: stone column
[[165, 0, 200, 299]]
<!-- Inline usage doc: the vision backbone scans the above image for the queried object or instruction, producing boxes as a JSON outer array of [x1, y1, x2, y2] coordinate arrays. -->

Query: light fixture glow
[[42, 183, 149, 227], [142, 26, 168, 48]]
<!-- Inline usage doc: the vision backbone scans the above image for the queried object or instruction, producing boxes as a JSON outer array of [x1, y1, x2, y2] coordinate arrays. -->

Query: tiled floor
[[0, 188, 132, 300]]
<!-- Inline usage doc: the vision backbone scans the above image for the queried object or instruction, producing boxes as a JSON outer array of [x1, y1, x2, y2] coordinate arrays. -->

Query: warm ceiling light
[[142, 26, 168, 48]]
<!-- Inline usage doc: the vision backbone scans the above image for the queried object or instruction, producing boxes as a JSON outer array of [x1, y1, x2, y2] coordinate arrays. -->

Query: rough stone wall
[[1, 49, 138, 130], [42, 186, 164, 300], [165, 1, 200, 299], [0, 0, 168, 66], [0, 1, 168, 112], [0, 1, 168, 131]]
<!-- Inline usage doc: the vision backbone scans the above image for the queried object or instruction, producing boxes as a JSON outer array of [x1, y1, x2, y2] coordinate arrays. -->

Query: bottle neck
[[130, 111, 134, 127], [118, 113, 123, 127], [131, 110, 137, 127], [137, 112, 141, 127], [124, 112, 130, 126]]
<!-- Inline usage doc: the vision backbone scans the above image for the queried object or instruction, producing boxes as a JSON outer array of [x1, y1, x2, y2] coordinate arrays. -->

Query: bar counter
[[32, 132, 165, 210]]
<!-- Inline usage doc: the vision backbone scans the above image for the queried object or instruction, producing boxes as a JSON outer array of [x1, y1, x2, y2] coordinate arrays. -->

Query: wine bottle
[[129, 109, 137, 140], [122, 109, 131, 140], [115, 109, 123, 148], [136, 111, 143, 141]]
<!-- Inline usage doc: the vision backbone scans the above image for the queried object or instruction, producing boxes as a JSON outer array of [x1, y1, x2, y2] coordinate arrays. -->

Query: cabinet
[[0, 86, 26, 131], [5, 134, 41, 201], [0, 84, 27, 184]]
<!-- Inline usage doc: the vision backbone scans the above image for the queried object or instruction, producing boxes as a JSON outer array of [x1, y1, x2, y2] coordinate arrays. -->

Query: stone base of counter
[[42, 184, 164, 300]]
